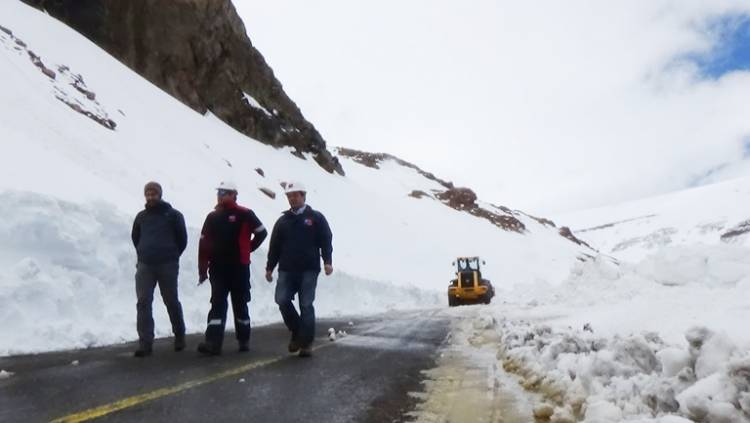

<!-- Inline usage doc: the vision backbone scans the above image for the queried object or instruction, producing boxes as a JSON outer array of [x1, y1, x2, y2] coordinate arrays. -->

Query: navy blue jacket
[[266, 205, 333, 272], [132, 201, 188, 265]]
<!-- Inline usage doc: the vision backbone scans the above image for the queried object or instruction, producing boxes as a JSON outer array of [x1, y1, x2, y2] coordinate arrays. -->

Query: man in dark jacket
[[197, 181, 267, 355], [131, 181, 188, 357], [265, 181, 333, 357]]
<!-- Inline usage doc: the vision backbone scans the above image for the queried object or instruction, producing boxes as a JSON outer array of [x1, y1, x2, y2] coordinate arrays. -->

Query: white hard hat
[[216, 180, 239, 192], [284, 181, 307, 194]]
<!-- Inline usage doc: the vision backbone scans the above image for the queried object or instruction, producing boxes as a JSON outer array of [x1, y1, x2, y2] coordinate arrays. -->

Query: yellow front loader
[[448, 256, 495, 307]]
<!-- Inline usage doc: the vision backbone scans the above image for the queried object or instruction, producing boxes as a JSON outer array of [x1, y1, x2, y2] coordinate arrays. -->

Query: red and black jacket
[[199, 201, 267, 278]]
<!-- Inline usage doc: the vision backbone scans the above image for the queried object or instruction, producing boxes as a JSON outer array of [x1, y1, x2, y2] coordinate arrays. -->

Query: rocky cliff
[[21, 0, 343, 174]]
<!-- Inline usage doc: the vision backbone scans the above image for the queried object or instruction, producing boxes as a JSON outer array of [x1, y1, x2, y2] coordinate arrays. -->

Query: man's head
[[216, 181, 238, 206], [284, 181, 307, 209], [144, 181, 162, 207]]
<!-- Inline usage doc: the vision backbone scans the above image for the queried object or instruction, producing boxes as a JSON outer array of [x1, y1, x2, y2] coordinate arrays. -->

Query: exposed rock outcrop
[[0, 24, 116, 130], [558, 226, 593, 249], [336, 147, 452, 189], [335, 148, 531, 234], [258, 187, 276, 199], [721, 220, 750, 242], [337, 147, 597, 243], [436, 188, 526, 233], [21, 0, 343, 174]]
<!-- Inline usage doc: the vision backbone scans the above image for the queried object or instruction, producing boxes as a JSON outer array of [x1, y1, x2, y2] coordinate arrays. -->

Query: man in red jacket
[[197, 181, 267, 355]]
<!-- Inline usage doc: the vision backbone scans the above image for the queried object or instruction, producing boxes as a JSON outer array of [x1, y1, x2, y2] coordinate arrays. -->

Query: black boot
[[134, 343, 152, 358], [298, 345, 312, 358], [288, 333, 300, 353], [174, 334, 186, 352], [238, 341, 249, 353], [197, 342, 221, 356]]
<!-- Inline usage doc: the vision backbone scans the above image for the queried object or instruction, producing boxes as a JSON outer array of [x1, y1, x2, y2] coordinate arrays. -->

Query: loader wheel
[[448, 296, 458, 307]]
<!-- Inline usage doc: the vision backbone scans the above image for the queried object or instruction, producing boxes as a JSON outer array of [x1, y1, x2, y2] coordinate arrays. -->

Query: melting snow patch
[[0, 369, 14, 379]]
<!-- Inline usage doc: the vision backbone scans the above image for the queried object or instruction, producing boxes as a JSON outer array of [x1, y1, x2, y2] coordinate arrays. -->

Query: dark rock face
[[721, 219, 750, 241], [559, 226, 594, 249], [437, 187, 477, 210], [436, 188, 526, 233], [21, 0, 343, 174]]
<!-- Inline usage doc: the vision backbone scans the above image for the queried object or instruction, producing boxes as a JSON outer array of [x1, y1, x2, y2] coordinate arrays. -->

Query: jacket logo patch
[[304, 218, 313, 226], [229, 215, 237, 223]]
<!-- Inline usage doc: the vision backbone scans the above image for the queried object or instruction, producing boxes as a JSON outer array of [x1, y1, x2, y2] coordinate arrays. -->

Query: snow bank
[[476, 245, 750, 421], [0, 190, 440, 356], [497, 319, 750, 422], [506, 244, 750, 345]]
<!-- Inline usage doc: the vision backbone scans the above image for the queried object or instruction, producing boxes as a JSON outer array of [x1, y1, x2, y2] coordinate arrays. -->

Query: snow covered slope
[[556, 176, 750, 261], [0, 2, 591, 355]]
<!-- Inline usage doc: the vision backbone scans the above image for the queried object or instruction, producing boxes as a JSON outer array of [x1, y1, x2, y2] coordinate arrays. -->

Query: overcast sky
[[235, 1, 750, 214]]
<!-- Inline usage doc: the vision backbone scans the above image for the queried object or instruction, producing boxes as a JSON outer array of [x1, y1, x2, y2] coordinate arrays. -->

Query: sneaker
[[238, 342, 249, 352], [288, 333, 300, 353], [197, 342, 221, 356], [134, 344, 152, 358], [174, 335, 186, 352], [298, 346, 312, 357]]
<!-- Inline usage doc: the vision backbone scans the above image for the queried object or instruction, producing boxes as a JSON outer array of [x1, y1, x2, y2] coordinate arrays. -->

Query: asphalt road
[[0, 310, 449, 423]]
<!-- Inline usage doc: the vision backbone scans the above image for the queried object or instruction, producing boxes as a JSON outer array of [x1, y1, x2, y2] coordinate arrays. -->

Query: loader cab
[[455, 257, 483, 285]]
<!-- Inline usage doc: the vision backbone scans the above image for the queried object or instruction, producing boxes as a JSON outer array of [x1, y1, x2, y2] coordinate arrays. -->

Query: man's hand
[[265, 270, 273, 283], [324, 264, 333, 276], [199, 274, 208, 285]]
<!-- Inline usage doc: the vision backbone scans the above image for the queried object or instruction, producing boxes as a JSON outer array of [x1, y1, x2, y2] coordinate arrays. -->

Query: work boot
[[134, 343, 152, 358], [174, 334, 186, 352], [197, 342, 221, 356], [238, 342, 249, 353], [288, 333, 300, 353], [298, 345, 312, 358]]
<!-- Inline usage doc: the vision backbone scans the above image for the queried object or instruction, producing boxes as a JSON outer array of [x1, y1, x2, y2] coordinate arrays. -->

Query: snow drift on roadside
[[0, 191, 440, 356], [507, 245, 750, 345], [468, 245, 750, 421]]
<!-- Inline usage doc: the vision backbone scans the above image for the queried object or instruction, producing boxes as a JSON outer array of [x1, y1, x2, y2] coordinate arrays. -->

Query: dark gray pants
[[135, 261, 185, 346]]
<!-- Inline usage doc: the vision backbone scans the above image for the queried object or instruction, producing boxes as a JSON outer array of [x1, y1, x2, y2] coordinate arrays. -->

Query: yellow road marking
[[50, 344, 329, 423]]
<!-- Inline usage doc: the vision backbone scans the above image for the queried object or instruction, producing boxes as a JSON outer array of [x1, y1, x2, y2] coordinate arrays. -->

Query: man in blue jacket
[[265, 181, 333, 357], [131, 181, 188, 357]]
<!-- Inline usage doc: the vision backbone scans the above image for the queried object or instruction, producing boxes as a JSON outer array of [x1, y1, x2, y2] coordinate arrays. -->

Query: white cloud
[[234, 0, 750, 213]]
